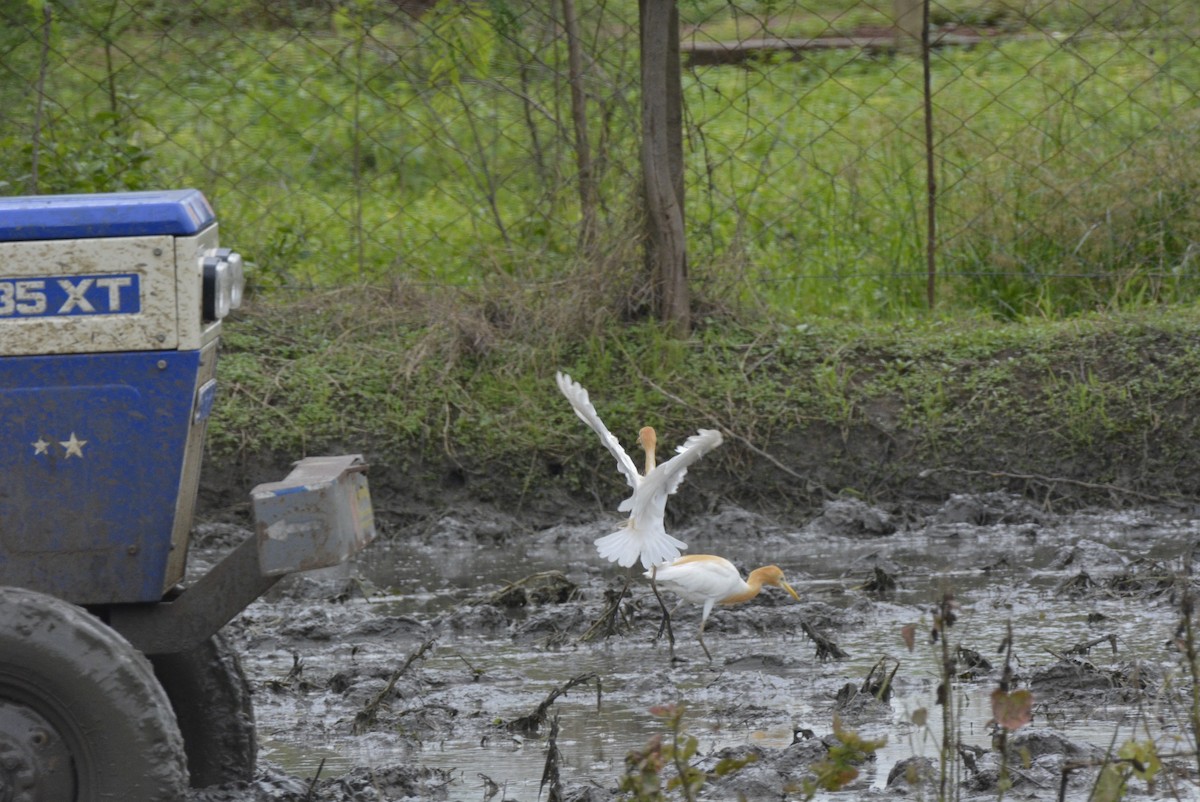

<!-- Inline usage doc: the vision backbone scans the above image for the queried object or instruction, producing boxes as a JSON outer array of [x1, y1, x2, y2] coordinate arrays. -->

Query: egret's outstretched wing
[[556, 371, 640, 490], [660, 429, 723, 497], [624, 428, 723, 518]]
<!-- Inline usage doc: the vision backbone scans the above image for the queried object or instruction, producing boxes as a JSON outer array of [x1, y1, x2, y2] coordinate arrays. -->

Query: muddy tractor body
[[0, 190, 375, 799]]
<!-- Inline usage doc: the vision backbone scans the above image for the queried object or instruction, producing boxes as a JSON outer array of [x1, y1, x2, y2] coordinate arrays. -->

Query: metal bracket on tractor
[[0, 190, 376, 797], [110, 453, 376, 654]]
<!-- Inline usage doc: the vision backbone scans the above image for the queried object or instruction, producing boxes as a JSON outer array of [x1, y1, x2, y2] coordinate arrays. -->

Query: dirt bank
[[203, 303, 1200, 531]]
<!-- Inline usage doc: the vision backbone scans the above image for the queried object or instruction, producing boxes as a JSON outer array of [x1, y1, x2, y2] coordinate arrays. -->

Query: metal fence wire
[[1, 0, 1197, 318]]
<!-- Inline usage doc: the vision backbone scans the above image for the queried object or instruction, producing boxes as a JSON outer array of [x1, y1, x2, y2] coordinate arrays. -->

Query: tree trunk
[[639, 0, 690, 336], [561, 0, 598, 249]]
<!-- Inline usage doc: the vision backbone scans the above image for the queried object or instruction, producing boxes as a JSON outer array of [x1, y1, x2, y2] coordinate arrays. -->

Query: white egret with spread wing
[[647, 554, 802, 660], [555, 371, 723, 570]]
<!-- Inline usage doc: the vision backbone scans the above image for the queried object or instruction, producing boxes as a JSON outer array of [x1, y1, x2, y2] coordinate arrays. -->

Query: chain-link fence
[[1, 0, 1197, 319]]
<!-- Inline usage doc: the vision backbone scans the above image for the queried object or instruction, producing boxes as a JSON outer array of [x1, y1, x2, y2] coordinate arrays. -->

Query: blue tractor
[[0, 190, 375, 799]]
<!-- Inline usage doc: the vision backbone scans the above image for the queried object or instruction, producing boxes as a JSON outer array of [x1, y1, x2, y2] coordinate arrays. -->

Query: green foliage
[[2, 5, 1194, 320], [420, 0, 499, 88], [1119, 740, 1162, 785], [686, 36, 1200, 321], [616, 704, 755, 801], [1092, 743, 1162, 802], [206, 296, 1200, 523], [11, 111, 159, 194], [801, 716, 885, 797], [811, 360, 858, 432], [1093, 762, 1129, 802]]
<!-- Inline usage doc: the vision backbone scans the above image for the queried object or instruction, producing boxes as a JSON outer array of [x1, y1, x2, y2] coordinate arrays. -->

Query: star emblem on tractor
[[60, 432, 87, 459]]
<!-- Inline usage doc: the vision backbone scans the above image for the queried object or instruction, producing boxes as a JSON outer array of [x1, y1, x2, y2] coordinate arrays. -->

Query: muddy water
[[197, 496, 1200, 800]]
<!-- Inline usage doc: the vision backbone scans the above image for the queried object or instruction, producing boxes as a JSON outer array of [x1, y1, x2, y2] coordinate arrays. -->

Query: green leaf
[[1092, 763, 1128, 802], [1118, 740, 1161, 783]]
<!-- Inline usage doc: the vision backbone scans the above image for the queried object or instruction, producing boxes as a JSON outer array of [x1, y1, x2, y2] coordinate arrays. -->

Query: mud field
[[187, 494, 1200, 801]]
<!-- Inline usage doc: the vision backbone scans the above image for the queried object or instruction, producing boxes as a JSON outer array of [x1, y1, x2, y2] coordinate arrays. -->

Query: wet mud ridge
[[188, 494, 1200, 801]]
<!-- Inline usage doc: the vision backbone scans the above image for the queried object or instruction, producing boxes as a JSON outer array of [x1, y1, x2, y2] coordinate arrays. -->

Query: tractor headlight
[[224, 250, 244, 309], [201, 248, 246, 322]]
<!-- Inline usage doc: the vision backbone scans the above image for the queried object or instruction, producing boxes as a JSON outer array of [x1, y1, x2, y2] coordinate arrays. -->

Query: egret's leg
[[697, 623, 713, 662], [698, 603, 714, 662], [649, 565, 676, 659]]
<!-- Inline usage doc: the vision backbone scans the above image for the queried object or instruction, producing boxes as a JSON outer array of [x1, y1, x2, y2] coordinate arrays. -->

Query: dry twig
[[352, 637, 437, 734], [506, 673, 599, 736]]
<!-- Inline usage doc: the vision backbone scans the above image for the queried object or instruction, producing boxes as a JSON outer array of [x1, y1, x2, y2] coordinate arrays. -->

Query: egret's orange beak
[[781, 581, 801, 602]]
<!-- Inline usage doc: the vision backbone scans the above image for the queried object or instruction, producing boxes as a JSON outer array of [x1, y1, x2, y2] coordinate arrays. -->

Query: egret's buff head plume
[[637, 426, 658, 474], [748, 565, 803, 602]]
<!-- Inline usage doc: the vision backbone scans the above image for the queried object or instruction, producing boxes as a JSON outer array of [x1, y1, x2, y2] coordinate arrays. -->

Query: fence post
[[920, 0, 936, 310], [639, 0, 690, 336]]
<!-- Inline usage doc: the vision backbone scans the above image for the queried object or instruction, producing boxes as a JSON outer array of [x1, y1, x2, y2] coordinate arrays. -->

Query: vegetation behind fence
[[1, 0, 1197, 321]]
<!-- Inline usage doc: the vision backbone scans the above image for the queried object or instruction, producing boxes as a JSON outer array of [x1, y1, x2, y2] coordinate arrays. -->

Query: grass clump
[[205, 287, 1200, 518]]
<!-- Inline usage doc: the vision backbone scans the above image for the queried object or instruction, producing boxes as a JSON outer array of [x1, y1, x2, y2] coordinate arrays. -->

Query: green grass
[[0, 0, 1197, 320], [684, 37, 1200, 319], [203, 292, 1200, 517], [678, 0, 1193, 40]]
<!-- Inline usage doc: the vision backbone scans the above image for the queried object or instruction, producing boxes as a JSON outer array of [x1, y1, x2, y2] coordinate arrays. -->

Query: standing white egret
[[555, 371, 723, 570], [647, 554, 802, 660]]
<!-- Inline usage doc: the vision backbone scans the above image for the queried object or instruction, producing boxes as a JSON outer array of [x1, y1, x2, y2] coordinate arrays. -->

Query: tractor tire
[[0, 585, 188, 801], [151, 632, 258, 787]]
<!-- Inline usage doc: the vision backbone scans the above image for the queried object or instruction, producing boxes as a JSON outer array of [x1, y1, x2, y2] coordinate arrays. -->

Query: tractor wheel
[[151, 632, 257, 787], [0, 585, 188, 801]]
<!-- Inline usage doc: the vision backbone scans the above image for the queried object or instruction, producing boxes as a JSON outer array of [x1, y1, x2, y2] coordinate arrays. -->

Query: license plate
[[0, 274, 141, 318]]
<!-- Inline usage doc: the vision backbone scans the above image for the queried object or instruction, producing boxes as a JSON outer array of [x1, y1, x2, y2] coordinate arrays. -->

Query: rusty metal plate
[[250, 455, 376, 576]]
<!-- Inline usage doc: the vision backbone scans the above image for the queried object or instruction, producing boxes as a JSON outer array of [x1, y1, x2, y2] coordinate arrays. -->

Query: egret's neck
[[638, 426, 658, 475], [720, 576, 761, 605], [723, 567, 781, 605]]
